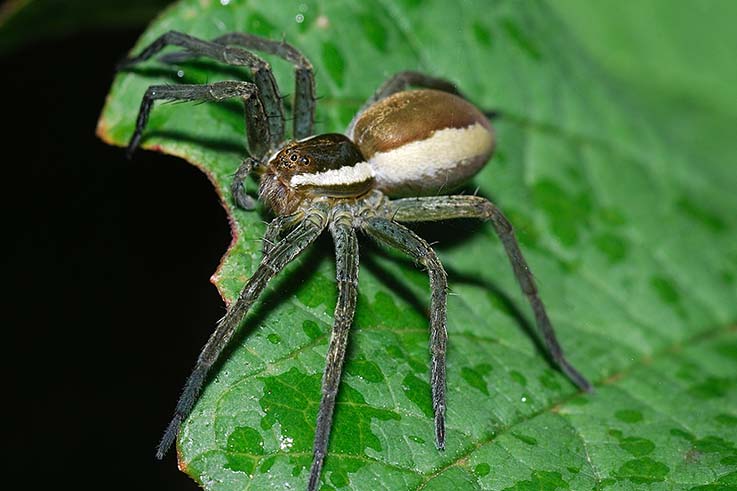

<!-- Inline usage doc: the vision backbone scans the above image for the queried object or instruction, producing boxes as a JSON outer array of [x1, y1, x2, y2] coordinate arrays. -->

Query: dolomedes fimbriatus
[[119, 30, 592, 491]]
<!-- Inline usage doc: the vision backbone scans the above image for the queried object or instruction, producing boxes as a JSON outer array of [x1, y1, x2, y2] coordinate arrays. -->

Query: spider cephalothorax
[[119, 30, 592, 491], [259, 133, 369, 214]]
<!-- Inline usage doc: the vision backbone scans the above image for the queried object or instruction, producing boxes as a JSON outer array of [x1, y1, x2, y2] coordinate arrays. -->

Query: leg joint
[[478, 200, 513, 233]]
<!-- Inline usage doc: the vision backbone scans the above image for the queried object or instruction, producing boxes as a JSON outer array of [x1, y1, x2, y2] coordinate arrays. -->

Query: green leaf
[[97, 1, 737, 489]]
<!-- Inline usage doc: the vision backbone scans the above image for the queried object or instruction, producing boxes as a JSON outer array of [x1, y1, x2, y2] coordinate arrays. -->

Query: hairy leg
[[156, 206, 329, 459], [118, 30, 285, 148], [362, 217, 448, 450], [307, 208, 359, 491], [261, 211, 304, 256], [125, 82, 270, 160], [389, 195, 593, 392], [167, 33, 317, 140]]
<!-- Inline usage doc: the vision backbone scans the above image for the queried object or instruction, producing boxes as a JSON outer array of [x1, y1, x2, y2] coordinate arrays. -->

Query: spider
[[119, 31, 592, 491]]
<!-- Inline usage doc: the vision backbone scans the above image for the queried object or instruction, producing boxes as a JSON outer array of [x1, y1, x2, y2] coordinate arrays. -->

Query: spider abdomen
[[349, 89, 494, 197]]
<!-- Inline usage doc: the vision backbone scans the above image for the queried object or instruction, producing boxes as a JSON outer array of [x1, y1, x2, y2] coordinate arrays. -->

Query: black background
[[4, 30, 224, 489]]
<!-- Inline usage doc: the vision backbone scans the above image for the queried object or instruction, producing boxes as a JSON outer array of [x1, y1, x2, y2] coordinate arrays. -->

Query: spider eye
[[289, 154, 298, 162], [299, 156, 309, 165]]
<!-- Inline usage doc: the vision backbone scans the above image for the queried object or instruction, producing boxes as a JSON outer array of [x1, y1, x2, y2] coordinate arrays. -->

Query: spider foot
[[484, 109, 501, 120], [559, 357, 594, 393], [435, 412, 446, 450], [115, 57, 138, 72], [124, 130, 144, 160]]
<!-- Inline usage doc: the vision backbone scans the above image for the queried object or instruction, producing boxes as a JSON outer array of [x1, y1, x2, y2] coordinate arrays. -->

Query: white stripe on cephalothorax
[[290, 161, 375, 188], [369, 123, 493, 187]]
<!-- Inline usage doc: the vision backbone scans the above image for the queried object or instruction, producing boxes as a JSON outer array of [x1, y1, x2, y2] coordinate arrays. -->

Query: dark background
[[4, 30, 223, 489]]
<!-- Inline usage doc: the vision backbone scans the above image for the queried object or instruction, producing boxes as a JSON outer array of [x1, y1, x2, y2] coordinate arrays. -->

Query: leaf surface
[[97, 1, 737, 489]]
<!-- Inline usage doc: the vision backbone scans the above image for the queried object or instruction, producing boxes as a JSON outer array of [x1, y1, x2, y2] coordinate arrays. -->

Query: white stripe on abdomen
[[369, 123, 493, 197]]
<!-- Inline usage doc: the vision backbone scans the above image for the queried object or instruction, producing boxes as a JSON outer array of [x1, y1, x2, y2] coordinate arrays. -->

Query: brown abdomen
[[348, 89, 494, 197]]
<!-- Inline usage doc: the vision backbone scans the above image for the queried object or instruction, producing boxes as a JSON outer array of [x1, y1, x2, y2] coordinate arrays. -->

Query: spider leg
[[162, 33, 316, 140], [261, 211, 302, 256], [362, 217, 448, 450], [156, 207, 328, 460], [125, 82, 270, 160], [118, 31, 284, 147], [307, 210, 359, 491], [389, 195, 593, 392]]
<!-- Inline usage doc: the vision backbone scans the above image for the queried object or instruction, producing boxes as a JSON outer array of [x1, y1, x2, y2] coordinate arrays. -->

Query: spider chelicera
[[119, 31, 592, 491]]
